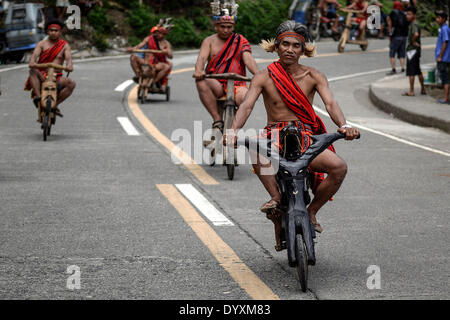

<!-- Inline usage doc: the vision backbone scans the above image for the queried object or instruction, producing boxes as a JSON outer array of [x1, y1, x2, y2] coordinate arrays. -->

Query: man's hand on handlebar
[[126, 47, 135, 53], [337, 126, 360, 140], [193, 70, 206, 80]]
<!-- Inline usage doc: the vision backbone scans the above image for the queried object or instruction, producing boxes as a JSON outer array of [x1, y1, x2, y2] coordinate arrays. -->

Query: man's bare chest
[[42, 43, 65, 58], [209, 39, 227, 59], [264, 76, 316, 104]]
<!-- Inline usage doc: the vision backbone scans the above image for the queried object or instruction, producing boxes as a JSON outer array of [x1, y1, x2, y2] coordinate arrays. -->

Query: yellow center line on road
[[127, 86, 219, 185], [157, 184, 280, 300]]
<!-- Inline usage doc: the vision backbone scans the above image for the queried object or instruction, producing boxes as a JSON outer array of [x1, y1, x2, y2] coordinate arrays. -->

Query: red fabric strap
[[277, 32, 306, 43], [48, 24, 62, 30], [267, 61, 335, 153], [205, 33, 251, 88], [24, 39, 67, 93]]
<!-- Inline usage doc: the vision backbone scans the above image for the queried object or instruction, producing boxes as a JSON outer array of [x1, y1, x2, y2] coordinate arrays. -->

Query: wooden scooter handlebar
[[204, 73, 252, 82], [129, 49, 164, 54], [31, 63, 71, 71], [339, 8, 363, 14]]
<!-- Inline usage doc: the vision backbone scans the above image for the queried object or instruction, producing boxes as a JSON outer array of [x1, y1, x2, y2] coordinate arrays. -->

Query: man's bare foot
[[308, 210, 323, 233], [402, 91, 415, 96], [260, 199, 280, 214]]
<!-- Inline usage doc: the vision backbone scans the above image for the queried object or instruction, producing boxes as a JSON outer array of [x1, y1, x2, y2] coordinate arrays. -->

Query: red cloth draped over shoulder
[[267, 61, 335, 152], [205, 33, 252, 89], [147, 35, 170, 85], [267, 60, 336, 194], [24, 39, 67, 94]]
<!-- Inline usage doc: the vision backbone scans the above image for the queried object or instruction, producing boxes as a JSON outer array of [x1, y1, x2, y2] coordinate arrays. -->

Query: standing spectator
[[386, 1, 408, 75], [403, 6, 425, 96], [56, 0, 71, 21], [435, 10, 450, 104]]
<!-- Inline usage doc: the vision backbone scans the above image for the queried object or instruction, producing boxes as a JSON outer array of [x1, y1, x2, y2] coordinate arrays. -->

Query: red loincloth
[[148, 35, 171, 86], [205, 33, 252, 91]]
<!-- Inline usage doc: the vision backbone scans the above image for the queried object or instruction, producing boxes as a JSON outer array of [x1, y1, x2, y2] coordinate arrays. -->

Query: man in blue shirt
[[435, 10, 450, 104]]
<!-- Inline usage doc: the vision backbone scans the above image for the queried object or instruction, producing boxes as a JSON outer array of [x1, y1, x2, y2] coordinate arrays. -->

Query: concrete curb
[[369, 84, 450, 134]]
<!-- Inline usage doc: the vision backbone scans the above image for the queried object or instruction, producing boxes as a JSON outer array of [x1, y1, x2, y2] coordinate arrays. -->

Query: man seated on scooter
[[319, 0, 342, 34], [222, 21, 359, 233], [127, 18, 173, 92], [25, 19, 75, 117], [193, 5, 259, 138], [346, 0, 369, 41]]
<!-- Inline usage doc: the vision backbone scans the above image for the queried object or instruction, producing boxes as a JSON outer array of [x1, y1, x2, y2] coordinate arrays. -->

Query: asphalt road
[[0, 37, 448, 300]]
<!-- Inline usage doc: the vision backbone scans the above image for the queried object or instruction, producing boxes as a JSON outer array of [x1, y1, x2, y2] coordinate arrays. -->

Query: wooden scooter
[[130, 49, 170, 104], [31, 63, 71, 141], [337, 8, 369, 53]]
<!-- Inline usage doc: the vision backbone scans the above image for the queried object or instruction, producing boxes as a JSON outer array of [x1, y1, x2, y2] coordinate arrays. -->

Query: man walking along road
[[403, 6, 425, 97], [435, 10, 450, 104], [386, 1, 408, 75]]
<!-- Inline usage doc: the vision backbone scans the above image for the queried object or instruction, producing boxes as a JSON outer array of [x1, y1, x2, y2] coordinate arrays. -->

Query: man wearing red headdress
[[25, 19, 75, 116], [223, 21, 360, 233], [193, 11, 259, 134], [127, 24, 173, 92]]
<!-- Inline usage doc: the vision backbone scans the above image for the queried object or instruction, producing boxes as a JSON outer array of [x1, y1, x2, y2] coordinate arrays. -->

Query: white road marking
[[115, 80, 134, 92], [0, 65, 27, 73], [328, 68, 391, 82], [117, 117, 140, 136], [175, 184, 234, 226], [327, 63, 435, 83], [313, 106, 450, 157]]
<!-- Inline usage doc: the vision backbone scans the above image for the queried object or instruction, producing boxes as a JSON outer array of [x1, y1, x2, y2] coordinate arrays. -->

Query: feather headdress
[[211, 0, 239, 23], [152, 17, 174, 34]]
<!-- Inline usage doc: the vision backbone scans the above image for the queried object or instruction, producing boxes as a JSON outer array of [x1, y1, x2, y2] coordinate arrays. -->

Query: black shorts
[[389, 37, 406, 58], [437, 61, 450, 85], [406, 52, 421, 76]]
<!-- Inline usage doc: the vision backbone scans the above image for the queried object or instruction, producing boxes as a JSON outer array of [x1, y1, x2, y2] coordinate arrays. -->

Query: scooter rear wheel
[[42, 99, 52, 141], [295, 234, 308, 293]]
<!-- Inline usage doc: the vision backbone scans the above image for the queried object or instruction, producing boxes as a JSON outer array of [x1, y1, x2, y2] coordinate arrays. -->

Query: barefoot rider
[[25, 19, 75, 117], [223, 21, 360, 233], [127, 18, 174, 92], [193, 3, 259, 137]]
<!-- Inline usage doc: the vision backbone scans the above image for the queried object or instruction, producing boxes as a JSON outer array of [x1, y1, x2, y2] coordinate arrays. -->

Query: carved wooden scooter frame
[[337, 8, 369, 53], [32, 63, 70, 141], [131, 49, 170, 103]]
